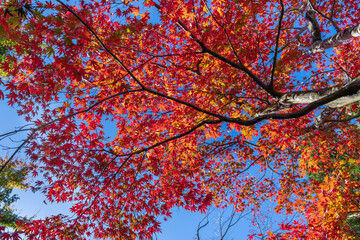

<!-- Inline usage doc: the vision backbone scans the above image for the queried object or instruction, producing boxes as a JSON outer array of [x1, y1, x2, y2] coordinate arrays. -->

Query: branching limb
[[116, 119, 222, 157], [269, 0, 284, 89], [220, 208, 247, 240], [196, 212, 210, 240], [313, 107, 336, 129], [153, 2, 281, 98], [74, 154, 133, 221], [201, 46, 282, 97], [278, 26, 307, 52], [308, 0, 340, 32], [305, 9, 322, 43], [326, 112, 360, 123], [305, 8, 360, 53], [55, 0, 248, 123], [0, 125, 33, 141], [5, 0, 360, 175], [64, 0, 350, 128], [0, 88, 142, 173], [201, 0, 243, 65], [0, 130, 36, 174]]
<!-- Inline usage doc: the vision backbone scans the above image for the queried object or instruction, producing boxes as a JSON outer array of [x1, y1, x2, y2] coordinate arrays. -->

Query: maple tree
[[1, 0, 360, 239]]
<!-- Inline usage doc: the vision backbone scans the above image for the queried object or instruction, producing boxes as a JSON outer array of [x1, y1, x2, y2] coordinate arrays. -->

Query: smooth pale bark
[[257, 78, 360, 117], [306, 10, 360, 53], [305, 10, 321, 43], [279, 79, 360, 108], [309, 25, 360, 53]]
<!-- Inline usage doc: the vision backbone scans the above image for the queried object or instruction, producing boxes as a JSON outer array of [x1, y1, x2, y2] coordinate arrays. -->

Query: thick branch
[[306, 9, 360, 53], [306, 10, 322, 43], [253, 78, 360, 124], [310, 25, 360, 53], [278, 79, 360, 108], [313, 107, 335, 129]]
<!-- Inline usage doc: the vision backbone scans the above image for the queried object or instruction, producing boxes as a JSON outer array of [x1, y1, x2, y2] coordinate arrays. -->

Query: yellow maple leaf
[[132, 8, 140, 17]]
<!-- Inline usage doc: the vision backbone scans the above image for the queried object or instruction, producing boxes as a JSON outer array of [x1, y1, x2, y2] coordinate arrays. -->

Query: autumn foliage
[[1, 0, 360, 239]]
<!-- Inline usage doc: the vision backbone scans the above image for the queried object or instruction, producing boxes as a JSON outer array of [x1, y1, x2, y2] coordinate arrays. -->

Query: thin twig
[[269, 0, 284, 89], [201, 0, 243, 65]]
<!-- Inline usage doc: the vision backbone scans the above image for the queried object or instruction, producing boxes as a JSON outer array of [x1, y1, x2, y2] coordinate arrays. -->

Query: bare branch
[[0, 130, 36, 174], [0, 89, 142, 173], [269, 0, 284, 88], [326, 112, 360, 123], [196, 212, 210, 240]]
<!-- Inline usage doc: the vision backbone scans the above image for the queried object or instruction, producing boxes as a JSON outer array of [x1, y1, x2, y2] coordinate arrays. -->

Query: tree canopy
[[1, 0, 360, 239]]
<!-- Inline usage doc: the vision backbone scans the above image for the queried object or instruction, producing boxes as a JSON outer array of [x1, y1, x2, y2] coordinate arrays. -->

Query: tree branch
[[0, 89, 143, 173], [305, 9, 322, 43], [0, 130, 36, 174], [153, 2, 281, 98], [308, 0, 340, 32], [201, 0, 243, 65], [115, 119, 222, 157], [313, 106, 336, 129], [252, 78, 360, 125], [305, 9, 360, 53], [201, 46, 282, 97], [269, 0, 284, 89]]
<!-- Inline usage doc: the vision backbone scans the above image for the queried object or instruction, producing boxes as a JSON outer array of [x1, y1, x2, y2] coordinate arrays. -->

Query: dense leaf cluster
[[1, 0, 360, 239]]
